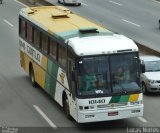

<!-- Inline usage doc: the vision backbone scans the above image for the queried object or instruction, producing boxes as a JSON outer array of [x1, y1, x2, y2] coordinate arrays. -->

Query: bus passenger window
[[27, 23, 33, 43], [33, 29, 40, 48], [49, 39, 57, 60], [59, 45, 66, 68], [20, 19, 26, 38], [41, 34, 48, 53]]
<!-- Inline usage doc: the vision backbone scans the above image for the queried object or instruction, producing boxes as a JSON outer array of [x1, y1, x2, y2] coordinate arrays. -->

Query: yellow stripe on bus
[[129, 94, 139, 102]]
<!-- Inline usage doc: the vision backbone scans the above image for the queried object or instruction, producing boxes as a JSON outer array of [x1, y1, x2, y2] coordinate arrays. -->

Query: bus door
[[67, 51, 77, 119], [68, 58, 76, 99]]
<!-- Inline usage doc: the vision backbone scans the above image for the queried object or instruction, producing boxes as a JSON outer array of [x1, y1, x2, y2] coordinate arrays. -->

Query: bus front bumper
[[77, 105, 143, 123]]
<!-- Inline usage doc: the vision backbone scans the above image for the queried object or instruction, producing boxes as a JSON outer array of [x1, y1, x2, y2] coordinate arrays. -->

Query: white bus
[[19, 6, 143, 123]]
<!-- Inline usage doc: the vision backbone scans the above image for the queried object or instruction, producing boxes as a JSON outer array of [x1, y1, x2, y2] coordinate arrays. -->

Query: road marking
[[109, 1, 122, 6], [3, 19, 14, 27], [82, 2, 88, 6], [137, 117, 148, 123], [33, 105, 57, 128], [122, 19, 141, 27], [14, 0, 28, 7]]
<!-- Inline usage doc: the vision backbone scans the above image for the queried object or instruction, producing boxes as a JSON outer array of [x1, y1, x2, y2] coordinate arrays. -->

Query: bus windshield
[[77, 53, 141, 97]]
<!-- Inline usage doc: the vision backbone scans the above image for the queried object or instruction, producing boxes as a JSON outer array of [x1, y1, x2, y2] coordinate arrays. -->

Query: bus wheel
[[64, 95, 71, 119], [30, 66, 37, 87]]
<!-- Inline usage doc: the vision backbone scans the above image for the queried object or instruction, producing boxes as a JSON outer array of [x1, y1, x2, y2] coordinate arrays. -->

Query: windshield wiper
[[119, 85, 127, 94], [114, 84, 128, 94]]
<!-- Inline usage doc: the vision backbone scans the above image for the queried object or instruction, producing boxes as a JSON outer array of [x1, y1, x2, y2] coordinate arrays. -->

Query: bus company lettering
[[27, 46, 40, 63], [60, 72, 65, 84], [89, 99, 105, 104], [19, 39, 25, 52], [19, 38, 41, 65]]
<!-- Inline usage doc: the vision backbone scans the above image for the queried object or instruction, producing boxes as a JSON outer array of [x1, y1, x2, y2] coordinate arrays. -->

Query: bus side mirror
[[141, 64, 145, 73]]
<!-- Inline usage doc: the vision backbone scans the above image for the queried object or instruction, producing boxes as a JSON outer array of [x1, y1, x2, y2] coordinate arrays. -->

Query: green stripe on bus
[[119, 95, 130, 103], [56, 30, 78, 39], [45, 59, 58, 98], [55, 29, 112, 40], [109, 96, 121, 103]]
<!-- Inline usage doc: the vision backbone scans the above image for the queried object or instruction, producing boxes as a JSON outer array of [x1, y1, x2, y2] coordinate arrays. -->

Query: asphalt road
[[0, 0, 160, 133], [47, 0, 160, 53]]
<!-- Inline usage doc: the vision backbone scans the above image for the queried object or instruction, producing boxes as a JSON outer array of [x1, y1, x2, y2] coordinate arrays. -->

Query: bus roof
[[68, 35, 138, 56], [20, 6, 138, 56]]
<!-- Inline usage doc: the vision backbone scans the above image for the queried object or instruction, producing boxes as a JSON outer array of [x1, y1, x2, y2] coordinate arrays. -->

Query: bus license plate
[[108, 111, 118, 116]]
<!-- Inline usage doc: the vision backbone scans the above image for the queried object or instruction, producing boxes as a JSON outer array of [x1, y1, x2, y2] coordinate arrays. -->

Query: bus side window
[[26, 23, 33, 43], [33, 28, 41, 48], [49, 39, 57, 60], [41, 33, 48, 54], [58, 45, 66, 68], [67, 51, 76, 99], [19, 18, 26, 38]]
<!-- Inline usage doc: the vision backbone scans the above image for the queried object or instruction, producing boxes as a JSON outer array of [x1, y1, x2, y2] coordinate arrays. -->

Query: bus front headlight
[[79, 105, 95, 110], [130, 100, 142, 105]]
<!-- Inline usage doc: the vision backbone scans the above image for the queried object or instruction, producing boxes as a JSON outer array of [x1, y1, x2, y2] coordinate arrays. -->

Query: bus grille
[[97, 103, 128, 109]]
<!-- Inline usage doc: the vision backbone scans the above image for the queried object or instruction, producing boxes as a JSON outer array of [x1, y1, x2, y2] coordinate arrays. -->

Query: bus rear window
[[19, 18, 26, 38]]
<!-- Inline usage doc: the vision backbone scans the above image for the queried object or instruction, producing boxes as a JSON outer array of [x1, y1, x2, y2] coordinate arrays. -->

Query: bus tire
[[63, 94, 72, 119], [29, 65, 37, 87]]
